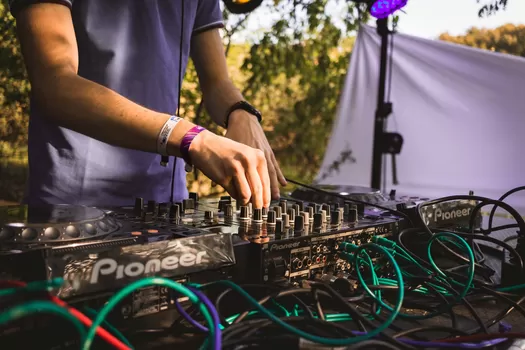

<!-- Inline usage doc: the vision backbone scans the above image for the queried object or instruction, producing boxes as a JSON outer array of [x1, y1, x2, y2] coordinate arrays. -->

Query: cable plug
[[340, 242, 359, 253], [340, 252, 355, 262], [372, 236, 397, 249]]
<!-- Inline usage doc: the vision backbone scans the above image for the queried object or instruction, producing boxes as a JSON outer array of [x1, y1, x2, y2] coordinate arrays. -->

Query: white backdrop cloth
[[316, 25, 525, 207]]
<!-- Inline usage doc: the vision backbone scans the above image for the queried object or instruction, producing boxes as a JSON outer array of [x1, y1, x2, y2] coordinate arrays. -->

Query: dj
[[10, 0, 286, 210]]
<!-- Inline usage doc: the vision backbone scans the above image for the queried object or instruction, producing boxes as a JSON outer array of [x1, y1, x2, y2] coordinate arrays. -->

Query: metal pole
[[370, 18, 390, 190]]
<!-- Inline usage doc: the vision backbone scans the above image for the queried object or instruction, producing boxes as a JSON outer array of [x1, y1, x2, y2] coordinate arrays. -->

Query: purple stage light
[[369, 0, 408, 19]]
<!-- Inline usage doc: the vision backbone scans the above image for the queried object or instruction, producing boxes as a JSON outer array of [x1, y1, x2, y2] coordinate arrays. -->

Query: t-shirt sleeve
[[193, 0, 224, 36], [9, 0, 73, 18]]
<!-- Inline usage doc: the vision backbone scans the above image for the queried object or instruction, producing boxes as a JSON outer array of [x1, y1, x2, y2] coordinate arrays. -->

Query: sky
[[236, 0, 525, 42], [396, 0, 525, 39]]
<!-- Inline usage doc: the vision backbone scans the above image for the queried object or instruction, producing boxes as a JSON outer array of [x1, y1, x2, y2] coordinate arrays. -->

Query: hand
[[189, 130, 271, 209], [224, 111, 287, 200]]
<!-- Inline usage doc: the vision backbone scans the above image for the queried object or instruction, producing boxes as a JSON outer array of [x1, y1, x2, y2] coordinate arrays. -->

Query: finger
[[245, 160, 264, 209], [266, 154, 280, 201], [232, 164, 252, 205], [271, 152, 287, 186], [258, 151, 271, 208]]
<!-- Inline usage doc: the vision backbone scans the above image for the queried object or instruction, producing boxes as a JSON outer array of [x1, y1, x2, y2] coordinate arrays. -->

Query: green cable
[[195, 243, 404, 346], [83, 307, 134, 348], [498, 284, 525, 292], [81, 277, 216, 350], [0, 300, 86, 342], [427, 232, 475, 300], [0, 278, 64, 298]]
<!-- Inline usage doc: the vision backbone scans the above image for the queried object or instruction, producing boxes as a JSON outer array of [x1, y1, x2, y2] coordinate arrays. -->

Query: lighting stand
[[370, 18, 403, 190]]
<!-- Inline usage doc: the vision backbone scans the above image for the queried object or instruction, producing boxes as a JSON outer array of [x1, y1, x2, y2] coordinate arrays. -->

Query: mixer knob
[[134, 197, 144, 216], [240, 206, 250, 220], [83, 223, 97, 235], [331, 210, 341, 225], [348, 205, 358, 223], [315, 204, 322, 214], [169, 204, 180, 220], [44, 227, 61, 239], [267, 210, 276, 224], [253, 208, 263, 222], [0, 227, 15, 240], [225, 204, 234, 217], [307, 206, 314, 218], [273, 206, 282, 218], [279, 199, 287, 213], [262, 207, 268, 218], [147, 200, 156, 213], [287, 208, 296, 220], [204, 210, 214, 220], [297, 201, 304, 212], [313, 213, 323, 229], [183, 199, 195, 212], [21, 227, 38, 240], [389, 189, 397, 200], [292, 204, 300, 216], [321, 204, 330, 215], [282, 214, 290, 228], [248, 203, 253, 216], [158, 202, 169, 215], [65, 225, 80, 238], [275, 220, 283, 234], [344, 203, 350, 216], [220, 195, 232, 202], [321, 210, 327, 223], [218, 199, 228, 212], [294, 215, 305, 232], [142, 212, 154, 222], [301, 211, 309, 224], [189, 192, 199, 202], [338, 208, 345, 223]]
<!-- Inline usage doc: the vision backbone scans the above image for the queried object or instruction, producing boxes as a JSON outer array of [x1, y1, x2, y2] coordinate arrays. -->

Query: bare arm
[[190, 29, 250, 127], [15, 3, 194, 156]]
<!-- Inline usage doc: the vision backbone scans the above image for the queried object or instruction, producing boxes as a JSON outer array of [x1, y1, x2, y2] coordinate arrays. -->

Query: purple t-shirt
[[10, 0, 223, 207]]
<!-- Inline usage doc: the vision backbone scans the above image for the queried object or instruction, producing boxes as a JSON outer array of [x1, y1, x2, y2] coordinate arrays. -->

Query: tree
[[439, 24, 525, 57]]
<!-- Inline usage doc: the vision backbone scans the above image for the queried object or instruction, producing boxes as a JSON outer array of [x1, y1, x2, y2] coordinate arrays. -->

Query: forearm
[[201, 78, 244, 127], [32, 72, 195, 157]]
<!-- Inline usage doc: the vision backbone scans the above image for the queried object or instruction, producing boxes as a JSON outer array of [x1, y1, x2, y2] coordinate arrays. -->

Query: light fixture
[[223, 0, 264, 14], [369, 0, 408, 19]]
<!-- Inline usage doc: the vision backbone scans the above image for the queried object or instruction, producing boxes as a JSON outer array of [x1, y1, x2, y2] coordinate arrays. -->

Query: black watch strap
[[224, 101, 262, 128]]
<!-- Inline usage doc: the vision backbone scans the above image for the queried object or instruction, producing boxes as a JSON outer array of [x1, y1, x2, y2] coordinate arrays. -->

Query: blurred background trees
[[0, 0, 522, 203]]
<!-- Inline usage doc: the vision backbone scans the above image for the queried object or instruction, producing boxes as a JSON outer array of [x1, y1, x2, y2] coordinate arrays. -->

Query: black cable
[[393, 326, 469, 339], [169, 0, 185, 204], [487, 186, 525, 233], [285, 177, 412, 223]]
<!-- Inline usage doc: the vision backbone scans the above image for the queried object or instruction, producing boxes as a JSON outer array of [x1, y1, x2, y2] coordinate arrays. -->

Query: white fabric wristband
[[157, 115, 182, 156]]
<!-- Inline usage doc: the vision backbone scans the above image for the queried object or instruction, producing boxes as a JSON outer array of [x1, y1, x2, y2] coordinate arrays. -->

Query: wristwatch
[[224, 101, 262, 128]]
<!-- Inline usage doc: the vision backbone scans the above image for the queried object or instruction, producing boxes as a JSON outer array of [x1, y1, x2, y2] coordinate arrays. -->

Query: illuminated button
[[131, 231, 142, 236], [97, 221, 109, 232], [147, 229, 158, 234], [84, 223, 97, 235], [21, 228, 38, 240], [0, 227, 15, 240], [65, 225, 80, 238], [44, 227, 61, 239]]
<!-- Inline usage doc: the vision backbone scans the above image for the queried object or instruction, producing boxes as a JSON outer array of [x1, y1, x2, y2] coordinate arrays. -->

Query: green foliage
[[439, 24, 525, 57], [0, 0, 30, 150], [241, 0, 365, 183]]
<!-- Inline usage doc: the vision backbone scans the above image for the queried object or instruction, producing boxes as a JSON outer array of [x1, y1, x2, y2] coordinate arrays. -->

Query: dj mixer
[[0, 185, 485, 348]]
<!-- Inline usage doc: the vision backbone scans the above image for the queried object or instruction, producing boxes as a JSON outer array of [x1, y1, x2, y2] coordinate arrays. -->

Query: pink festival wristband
[[180, 125, 206, 172]]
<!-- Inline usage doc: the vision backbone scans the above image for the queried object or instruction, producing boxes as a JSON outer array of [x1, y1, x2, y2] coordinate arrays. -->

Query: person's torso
[[27, 0, 206, 206]]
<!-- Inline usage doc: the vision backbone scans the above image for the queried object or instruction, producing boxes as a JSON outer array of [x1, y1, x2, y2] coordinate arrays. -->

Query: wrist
[[165, 118, 195, 157], [228, 110, 259, 126]]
